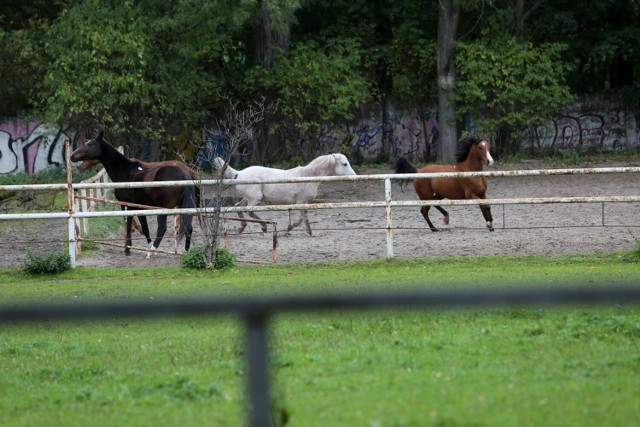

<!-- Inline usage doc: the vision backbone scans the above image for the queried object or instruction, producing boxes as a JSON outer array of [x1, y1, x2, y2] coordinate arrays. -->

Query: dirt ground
[[1, 160, 639, 269]]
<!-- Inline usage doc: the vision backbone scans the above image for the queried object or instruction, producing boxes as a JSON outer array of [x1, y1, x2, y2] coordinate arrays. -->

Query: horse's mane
[[303, 154, 335, 174], [455, 135, 482, 163]]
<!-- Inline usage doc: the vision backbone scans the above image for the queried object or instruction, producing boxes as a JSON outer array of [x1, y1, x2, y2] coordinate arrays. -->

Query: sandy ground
[[1, 160, 639, 268]]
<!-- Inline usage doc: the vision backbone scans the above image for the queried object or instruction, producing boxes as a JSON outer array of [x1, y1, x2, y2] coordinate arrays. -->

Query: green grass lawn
[[1, 253, 639, 426]]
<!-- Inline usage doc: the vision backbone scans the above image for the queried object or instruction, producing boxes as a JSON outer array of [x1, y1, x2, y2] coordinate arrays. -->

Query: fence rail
[[1, 154, 640, 266]]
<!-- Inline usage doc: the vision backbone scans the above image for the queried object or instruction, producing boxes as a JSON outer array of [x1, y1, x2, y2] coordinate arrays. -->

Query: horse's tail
[[213, 157, 238, 179], [177, 185, 197, 243], [395, 157, 417, 174], [395, 157, 417, 193]]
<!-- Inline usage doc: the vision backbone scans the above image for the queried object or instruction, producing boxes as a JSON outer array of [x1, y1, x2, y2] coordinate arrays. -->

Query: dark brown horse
[[395, 135, 495, 232], [71, 132, 198, 257], [79, 157, 200, 243]]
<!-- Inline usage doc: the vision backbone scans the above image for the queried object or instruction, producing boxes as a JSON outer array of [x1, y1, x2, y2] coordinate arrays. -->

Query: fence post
[[245, 311, 271, 427], [385, 178, 394, 258], [65, 141, 76, 268]]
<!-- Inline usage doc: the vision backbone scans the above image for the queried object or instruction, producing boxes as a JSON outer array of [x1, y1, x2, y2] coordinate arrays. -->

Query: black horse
[[71, 132, 198, 257]]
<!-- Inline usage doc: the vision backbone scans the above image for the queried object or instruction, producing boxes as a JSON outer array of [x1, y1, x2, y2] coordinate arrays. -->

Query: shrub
[[180, 246, 236, 270], [180, 246, 208, 270], [213, 248, 236, 270], [22, 251, 71, 275]]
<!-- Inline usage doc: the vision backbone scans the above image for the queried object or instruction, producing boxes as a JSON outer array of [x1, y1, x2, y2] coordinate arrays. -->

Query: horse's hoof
[[123, 250, 131, 256], [430, 228, 440, 232], [443, 217, 450, 225]]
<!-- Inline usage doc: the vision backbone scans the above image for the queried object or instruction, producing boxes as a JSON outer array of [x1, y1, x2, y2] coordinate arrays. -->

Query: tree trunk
[[437, 0, 460, 163], [254, 0, 293, 164], [255, 0, 290, 69]]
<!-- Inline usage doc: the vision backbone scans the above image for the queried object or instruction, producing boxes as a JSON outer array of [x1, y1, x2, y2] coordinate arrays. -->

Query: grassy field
[[1, 253, 639, 426]]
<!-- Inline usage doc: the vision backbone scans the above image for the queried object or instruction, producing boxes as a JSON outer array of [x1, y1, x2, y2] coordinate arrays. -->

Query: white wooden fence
[[1, 144, 639, 268]]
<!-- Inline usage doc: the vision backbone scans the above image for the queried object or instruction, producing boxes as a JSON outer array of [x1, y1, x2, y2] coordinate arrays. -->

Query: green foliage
[[180, 245, 207, 270], [181, 246, 236, 270], [22, 250, 71, 275], [455, 36, 575, 154], [213, 248, 236, 270], [1, 0, 638, 163], [19, 0, 250, 147], [250, 38, 373, 157], [0, 165, 95, 185]]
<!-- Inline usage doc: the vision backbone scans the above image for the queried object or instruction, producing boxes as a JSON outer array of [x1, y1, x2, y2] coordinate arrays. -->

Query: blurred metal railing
[[1, 286, 640, 427]]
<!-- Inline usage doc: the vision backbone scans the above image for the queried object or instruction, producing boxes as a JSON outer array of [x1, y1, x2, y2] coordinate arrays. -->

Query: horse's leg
[[184, 219, 193, 252], [420, 206, 439, 232], [237, 211, 248, 234], [435, 206, 450, 225], [479, 204, 494, 231], [302, 210, 312, 236], [287, 211, 304, 234], [124, 215, 133, 255], [235, 199, 249, 234], [138, 216, 152, 244], [173, 216, 181, 254], [248, 211, 267, 233], [147, 214, 168, 259]]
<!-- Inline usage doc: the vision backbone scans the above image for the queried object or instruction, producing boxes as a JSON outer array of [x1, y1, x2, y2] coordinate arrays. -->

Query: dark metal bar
[[245, 312, 271, 427], [1, 287, 640, 323]]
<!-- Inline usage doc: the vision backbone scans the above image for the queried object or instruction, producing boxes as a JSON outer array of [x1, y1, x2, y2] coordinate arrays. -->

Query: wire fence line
[[2, 165, 640, 267]]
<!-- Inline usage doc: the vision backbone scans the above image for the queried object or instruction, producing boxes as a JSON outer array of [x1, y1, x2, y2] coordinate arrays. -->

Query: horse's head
[[477, 138, 494, 166], [70, 131, 106, 162], [458, 135, 494, 167], [331, 153, 356, 176]]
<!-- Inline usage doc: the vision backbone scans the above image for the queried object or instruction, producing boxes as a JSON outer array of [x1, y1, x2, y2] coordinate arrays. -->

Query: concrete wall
[[1, 96, 638, 175], [520, 98, 639, 154], [0, 119, 78, 175]]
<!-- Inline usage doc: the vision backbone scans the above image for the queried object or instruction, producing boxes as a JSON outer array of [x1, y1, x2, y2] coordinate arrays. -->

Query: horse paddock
[[1, 160, 639, 268]]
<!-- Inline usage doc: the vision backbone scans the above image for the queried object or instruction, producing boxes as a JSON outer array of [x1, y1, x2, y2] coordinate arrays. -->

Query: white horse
[[213, 154, 356, 235]]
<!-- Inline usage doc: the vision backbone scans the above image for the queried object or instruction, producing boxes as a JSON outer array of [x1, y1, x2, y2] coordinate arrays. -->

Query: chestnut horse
[[395, 135, 494, 232], [71, 132, 198, 257]]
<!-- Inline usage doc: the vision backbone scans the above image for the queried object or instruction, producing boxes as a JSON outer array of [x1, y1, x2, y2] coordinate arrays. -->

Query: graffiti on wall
[[281, 109, 440, 163], [2, 99, 638, 175], [523, 109, 639, 153], [0, 119, 77, 174]]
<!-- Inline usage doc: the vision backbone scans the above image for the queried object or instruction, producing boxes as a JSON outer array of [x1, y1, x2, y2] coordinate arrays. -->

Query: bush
[[180, 246, 236, 270], [22, 251, 71, 275], [213, 248, 236, 270], [180, 246, 207, 270]]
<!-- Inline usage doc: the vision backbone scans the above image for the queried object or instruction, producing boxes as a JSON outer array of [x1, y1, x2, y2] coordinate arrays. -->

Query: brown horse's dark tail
[[395, 157, 417, 192], [395, 157, 417, 174], [177, 185, 197, 250]]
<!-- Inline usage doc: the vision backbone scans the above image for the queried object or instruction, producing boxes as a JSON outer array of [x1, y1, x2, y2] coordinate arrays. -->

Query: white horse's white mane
[[301, 154, 340, 176]]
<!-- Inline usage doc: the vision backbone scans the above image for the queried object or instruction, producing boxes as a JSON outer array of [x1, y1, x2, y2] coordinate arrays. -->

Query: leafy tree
[[519, 0, 640, 95], [21, 0, 250, 156], [249, 38, 373, 161], [455, 35, 574, 156], [0, 0, 69, 117]]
